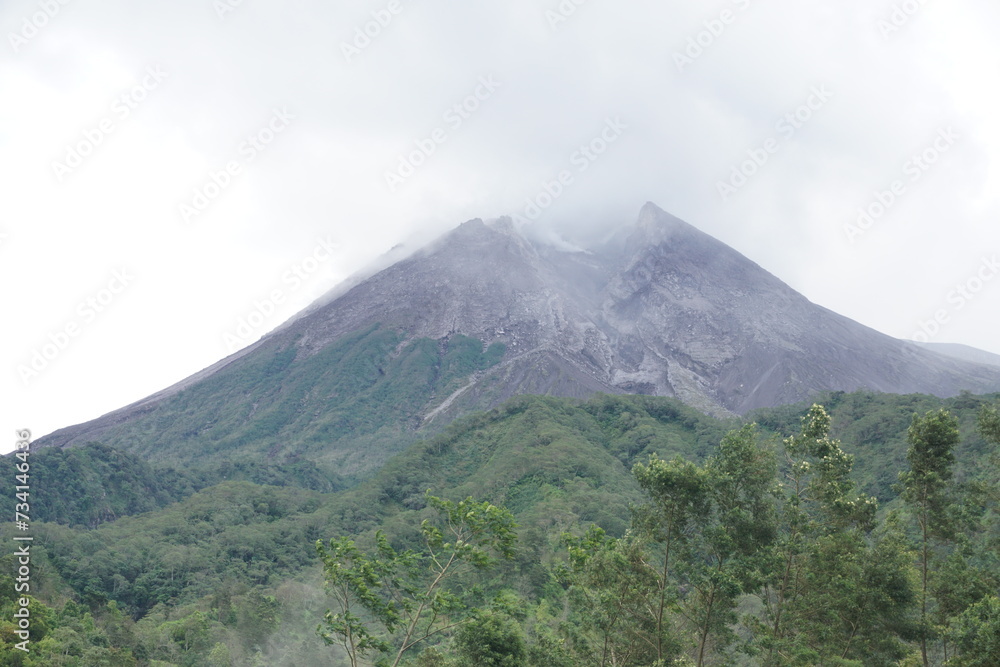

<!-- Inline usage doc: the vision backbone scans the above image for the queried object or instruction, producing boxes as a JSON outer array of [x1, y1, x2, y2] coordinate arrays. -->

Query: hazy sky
[[3, 0, 999, 453]]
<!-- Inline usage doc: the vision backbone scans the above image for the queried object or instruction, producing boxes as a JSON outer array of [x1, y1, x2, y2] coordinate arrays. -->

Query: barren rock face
[[265, 201, 1000, 417], [37, 202, 1000, 459]]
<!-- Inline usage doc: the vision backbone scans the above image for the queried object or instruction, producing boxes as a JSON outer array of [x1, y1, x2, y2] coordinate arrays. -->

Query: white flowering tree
[[754, 404, 913, 665]]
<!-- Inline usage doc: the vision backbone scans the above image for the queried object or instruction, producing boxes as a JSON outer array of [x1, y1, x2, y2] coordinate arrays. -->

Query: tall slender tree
[[898, 409, 960, 667], [632, 455, 711, 664], [684, 424, 776, 666], [759, 404, 879, 665]]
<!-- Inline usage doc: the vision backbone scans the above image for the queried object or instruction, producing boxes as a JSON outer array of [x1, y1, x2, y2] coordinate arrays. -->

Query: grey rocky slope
[[37, 203, 1000, 465], [915, 342, 1000, 368], [282, 200, 1000, 415]]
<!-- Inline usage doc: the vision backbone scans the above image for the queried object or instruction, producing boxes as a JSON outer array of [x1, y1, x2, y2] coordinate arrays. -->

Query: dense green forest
[[2, 390, 998, 665]]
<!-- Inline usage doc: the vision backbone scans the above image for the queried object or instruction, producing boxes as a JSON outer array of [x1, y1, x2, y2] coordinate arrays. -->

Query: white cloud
[[2, 0, 999, 452]]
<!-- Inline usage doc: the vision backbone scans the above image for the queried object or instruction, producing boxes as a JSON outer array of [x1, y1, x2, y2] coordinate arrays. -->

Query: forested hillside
[[2, 390, 998, 665], [36, 326, 506, 482]]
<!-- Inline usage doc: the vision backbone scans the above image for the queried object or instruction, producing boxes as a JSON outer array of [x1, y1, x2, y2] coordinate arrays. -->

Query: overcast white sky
[[3, 0, 999, 453]]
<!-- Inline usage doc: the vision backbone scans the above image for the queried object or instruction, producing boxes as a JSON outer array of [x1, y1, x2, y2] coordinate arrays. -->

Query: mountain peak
[[630, 201, 711, 248], [444, 216, 529, 246], [486, 215, 518, 235], [451, 217, 488, 236], [36, 203, 1000, 464], [638, 200, 676, 225]]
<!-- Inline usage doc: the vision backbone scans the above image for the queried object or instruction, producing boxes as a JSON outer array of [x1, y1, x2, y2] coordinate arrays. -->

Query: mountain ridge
[[35, 203, 1000, 469]]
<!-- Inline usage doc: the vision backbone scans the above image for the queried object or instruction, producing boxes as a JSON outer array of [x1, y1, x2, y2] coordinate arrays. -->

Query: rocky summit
[[280, 201, 1000, 414], [37, 203, 1000, 471]]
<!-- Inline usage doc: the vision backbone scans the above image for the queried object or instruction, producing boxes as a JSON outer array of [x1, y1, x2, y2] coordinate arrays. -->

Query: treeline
[[316, 403, 1000, 666], [0, 556, 333, 666], [1, 392, 998, 665]]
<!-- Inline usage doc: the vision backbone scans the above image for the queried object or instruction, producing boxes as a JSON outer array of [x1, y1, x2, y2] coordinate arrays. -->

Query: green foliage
[[632, 454, 711, 663], [316, 494, 518, 667], [0, 576, 314, 666], [0, 594, 144, 666], [316, 535, 397, 665], [948, 596, 1000, 666], [684, 425, 778, 664], [753, 405, 896, 665], [899, 410, 961, 666], [750, 390, 996, 502], [525, 629, 576, 667], [632, 455, 712, 544], [900, 410, 960, 522], [557, 424, 778, 666], [61, 326, 509, 481], [0, 441, 345, 530], [561, 526, 667, 666], [2, 391, 727, 662], [705, 424, 778, 588], [0, 443, 192, 528], [452, 612, 526, 666], [979, 404, 1000, 445], [29, 482, 326, 617], [9, 389, 1000, 665], [784, 404, 878, 532]]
